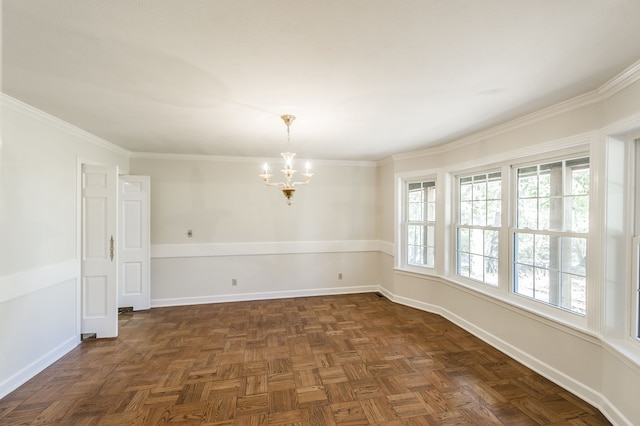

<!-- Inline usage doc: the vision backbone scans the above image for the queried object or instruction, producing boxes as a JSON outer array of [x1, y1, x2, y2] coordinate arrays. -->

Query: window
[[456, 172, 501, 285], [405, 180, 436, 268], [513, 157, 589, 315]]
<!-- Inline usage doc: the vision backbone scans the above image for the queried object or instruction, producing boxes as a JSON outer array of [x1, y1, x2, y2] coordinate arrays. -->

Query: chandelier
[[259, 114, 313, 205]]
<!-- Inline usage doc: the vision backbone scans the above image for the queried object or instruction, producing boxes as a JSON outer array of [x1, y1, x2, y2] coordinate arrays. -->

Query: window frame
[[454, 170, 503, 287], [510, 154, 590, 317], [397, 174, 438, 274]]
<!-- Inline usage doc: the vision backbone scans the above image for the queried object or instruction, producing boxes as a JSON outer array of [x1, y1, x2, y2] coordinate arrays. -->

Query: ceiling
[[3, 1, 640, 161]]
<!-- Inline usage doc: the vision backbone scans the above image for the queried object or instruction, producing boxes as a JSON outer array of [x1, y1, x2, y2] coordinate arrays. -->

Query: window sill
[[602, 338, 640, 373], [394, 265, 438, 277]]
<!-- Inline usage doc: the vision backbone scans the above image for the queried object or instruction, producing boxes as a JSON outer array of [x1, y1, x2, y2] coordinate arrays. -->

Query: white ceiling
[[4, 1, 640, 161]]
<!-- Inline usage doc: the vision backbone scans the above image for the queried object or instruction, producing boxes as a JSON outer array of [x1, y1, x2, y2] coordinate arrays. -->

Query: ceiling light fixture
[[260, 114, 313, 205]]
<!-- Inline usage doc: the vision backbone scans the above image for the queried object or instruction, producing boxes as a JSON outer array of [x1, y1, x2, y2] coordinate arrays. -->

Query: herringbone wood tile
[[0, 294, 611, 425]]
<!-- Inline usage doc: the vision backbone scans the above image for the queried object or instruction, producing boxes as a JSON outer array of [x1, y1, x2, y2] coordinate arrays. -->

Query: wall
[[129, 155, 382, 306], [379, 77, 640, 424], [0, 95, 129, 398]]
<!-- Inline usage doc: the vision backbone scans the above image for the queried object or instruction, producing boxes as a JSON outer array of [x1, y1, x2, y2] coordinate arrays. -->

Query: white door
[[81, 164, 118, 338], [118, 175, 151, 311]]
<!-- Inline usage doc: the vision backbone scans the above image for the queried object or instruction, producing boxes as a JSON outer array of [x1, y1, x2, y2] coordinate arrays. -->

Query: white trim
[[378, 240, 394, 257], [151, 240, 382, 259], [130, 151, 377, 168], [0, 260, 79, 304], [0, 335, 78, 399], [151, 285, 379, 308], [598, 57, 640, 98], [392, 94, 602, 162], [1, 94, 131, 157]]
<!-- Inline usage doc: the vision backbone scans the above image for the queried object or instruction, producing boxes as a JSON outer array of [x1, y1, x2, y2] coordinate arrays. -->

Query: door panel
[[119, 175, 150, 311], [81, 165, 118, 338]]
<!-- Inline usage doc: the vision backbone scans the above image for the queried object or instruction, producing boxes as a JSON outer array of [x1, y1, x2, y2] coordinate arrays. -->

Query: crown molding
[[1, 93, 131, 157], [130, 151, 377, 167], [598, 58, 640, 98], [392, 91, 602, 162]]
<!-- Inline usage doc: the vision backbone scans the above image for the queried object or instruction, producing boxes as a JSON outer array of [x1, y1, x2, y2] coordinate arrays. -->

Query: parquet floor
[[1, 293, 610, 425]]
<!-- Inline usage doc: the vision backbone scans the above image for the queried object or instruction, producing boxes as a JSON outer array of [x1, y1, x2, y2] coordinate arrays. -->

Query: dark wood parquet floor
[[0, 293, 610, 425]]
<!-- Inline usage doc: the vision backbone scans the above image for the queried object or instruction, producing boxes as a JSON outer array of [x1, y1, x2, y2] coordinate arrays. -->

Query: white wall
[[129, 155, 382, 306], [379, 77, 640, 424], [0, 95, 129, 398]]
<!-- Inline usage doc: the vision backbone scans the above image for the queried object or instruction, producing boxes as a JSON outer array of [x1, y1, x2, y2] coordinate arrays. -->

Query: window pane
[[562, 273, 586, 315], [538, 197, 550, 230], [473, 180, 486, 201], [568, 195, 589, 233], [518, 167, 538, 198], [408, 202, 423, 222], [484, 230, 498, 258], [518, 198, 538, 229], [487, 200, 501, 227], [426, 226, 435, 248], [458, 228, 470, 253], [536, 235, 561, 271], [408, 182, 422, 192], [427, 201, 436, 221], [515, 264, 534, 297], [408, 225, 422, 245], [484, 257, 498, 286], [487, 178, 501, 200], [458, 252, 470, 277], [470, 254, 484, 281], [460, 179, 472, 201], [472, 200, 486, 226], [470, 229, 483, 255], [541, 162, 563, 197], [426, 247, 435, 267], [571, 166, 590, 196], [563, 237, 586, 276], [408, 245, 418, 265], [534, 267, 550, 303], [515, 233, 534, 265], [460, 201, 472, 225], [534, 234, 550, 269], [409, 189, 423, 203], [426, 185, 436, 202]]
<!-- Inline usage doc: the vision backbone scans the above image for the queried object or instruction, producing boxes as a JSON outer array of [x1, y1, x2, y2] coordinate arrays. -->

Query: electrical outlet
[[187, 229, 193, 237], [232, 278, 237, 286], [338, 273, 343, 280]]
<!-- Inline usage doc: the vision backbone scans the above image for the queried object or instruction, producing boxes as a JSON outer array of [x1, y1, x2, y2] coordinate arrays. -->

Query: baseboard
[[0, 335, 79, 399], [384, 290, 630, 426], [150, 285, 380, 308]]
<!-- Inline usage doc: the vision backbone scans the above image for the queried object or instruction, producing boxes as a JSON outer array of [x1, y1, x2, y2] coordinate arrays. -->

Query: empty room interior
[[3, 1, 640, 424]]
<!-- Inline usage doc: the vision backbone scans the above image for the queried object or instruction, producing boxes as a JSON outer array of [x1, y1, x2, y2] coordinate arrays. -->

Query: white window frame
[[454, 170, 502, 287], [397, 174, 438, 274], [510, 155, 590, 317]]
